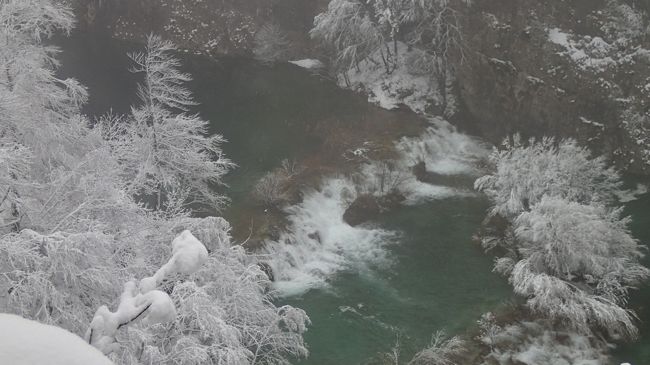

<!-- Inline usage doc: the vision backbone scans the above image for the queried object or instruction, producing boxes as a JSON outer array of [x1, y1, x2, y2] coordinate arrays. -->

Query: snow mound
[[289, 59, 324, 69], [0, 313, 114, 365], [141, 230, 208, 292]]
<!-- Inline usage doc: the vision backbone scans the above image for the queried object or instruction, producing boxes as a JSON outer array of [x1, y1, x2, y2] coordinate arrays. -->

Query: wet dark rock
[[307, 231, 322, 243], [343, 192, 405, 226], [257, 262, 275, 282]]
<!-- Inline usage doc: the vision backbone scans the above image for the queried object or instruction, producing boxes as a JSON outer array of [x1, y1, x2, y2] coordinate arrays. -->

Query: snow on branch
[[86, 230, 208, 354]]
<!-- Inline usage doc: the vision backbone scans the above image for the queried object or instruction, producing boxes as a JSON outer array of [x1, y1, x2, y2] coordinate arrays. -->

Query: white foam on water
[[263, 118, 490, 297], [263, 177, 397, 297], [394, 118, 489, 204], [397, 117, 490, 175]]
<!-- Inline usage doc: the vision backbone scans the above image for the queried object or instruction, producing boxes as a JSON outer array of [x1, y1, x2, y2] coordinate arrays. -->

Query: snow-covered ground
[[0, 313, 114, 365], [338, 42, 442, 114]]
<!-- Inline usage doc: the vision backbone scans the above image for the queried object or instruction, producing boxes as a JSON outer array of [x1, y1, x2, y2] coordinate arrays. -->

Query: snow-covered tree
[[505, 196, 648, 338], [1, 1, 309, 364], [408, 331, 465, 365], [0, 140, 31, 232], [310, 0, 385, 73], [105, 218, 310, 365], [475, 136, 648, 339], [475, 135, 622, 219], [100, 35, 233, 213]]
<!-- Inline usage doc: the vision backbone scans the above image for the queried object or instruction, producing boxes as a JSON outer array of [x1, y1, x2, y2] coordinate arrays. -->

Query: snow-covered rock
[[140, 230, 208, 292], [0, 313, 114, 365]]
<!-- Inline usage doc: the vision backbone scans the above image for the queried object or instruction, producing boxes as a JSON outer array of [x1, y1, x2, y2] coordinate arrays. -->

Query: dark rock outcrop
[[343, 192, 405, 226]]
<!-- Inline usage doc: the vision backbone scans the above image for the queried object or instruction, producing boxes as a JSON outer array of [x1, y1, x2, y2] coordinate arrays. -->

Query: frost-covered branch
[[101, 35, 233, 213], [86, 230, 208, 354], [475, 135, 648, 339]]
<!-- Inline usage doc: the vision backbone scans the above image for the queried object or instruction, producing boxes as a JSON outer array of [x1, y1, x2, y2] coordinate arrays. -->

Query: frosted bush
[[0, 1, 310, 363], [509, 196, 648, 338], [253, 160, 302, 207], [475, 135, 621, 219], [408, 331, 465, 365], [480, 320, 610, 365]]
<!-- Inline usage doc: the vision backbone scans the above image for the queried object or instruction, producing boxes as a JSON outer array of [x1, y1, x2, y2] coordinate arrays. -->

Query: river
[[58, 31, 650, 365]]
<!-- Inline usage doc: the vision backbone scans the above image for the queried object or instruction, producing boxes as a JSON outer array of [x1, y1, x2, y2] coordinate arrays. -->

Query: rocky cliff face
[[70, 0, 650, 175], [457, 0, 650, 174], [70, 0, 326, 57]]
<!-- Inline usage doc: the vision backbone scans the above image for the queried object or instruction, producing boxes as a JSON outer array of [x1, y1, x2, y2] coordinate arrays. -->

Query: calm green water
[[283, 198, 511, 364], [58, 32, 650, 365], [614, 185, 650, 365]]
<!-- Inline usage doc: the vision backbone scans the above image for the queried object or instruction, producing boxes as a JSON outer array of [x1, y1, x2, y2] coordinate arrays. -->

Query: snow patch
[[0, 313, 114, 365], [548, 28, 616, 73], [579, 117, 605, 129], [289, 59, 324, 69]]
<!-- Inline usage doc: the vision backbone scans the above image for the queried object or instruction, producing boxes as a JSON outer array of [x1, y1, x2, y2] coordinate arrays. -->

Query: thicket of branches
[[310, 0, 472, 111], [0, 1, 309, 363], [475, 135, 648, 339]]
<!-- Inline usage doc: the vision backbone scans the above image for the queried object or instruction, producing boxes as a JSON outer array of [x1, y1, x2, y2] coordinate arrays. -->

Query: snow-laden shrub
[[0, 230, 127, 335], [253, 160, 302, 207], [475, 135, 648, 343], [253, 171, 292, 207], [508, 196, 648, 338], [408, 331, 465, 365], [475, 135, 621, 219], [479, 320, 610, 365], [0, 1, 310, 364], [114, 218, 311, 365]]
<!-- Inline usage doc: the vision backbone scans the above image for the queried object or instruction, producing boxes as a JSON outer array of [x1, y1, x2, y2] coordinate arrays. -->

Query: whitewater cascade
[[264, 118, 490, 297]]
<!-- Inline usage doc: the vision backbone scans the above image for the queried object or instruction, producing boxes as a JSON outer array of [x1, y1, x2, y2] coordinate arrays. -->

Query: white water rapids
[[263, 118, 490, 297]]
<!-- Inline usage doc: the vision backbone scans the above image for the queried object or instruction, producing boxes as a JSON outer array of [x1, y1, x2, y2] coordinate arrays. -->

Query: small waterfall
[[396, 117, 490, 175], [395, 118, 490, 204], [263, 178, 397, 297], [264, 118, 490, 297]]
